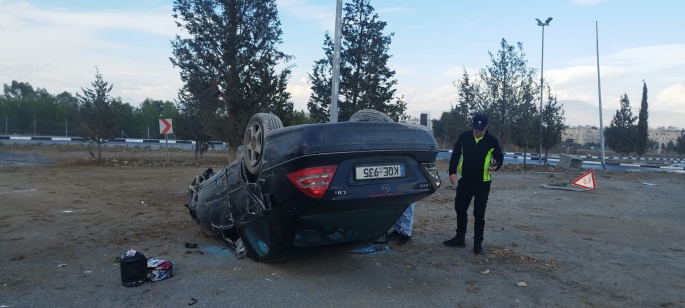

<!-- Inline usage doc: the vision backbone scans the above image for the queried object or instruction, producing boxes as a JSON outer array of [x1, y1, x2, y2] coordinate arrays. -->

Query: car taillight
[[286, 165, 338, 199]]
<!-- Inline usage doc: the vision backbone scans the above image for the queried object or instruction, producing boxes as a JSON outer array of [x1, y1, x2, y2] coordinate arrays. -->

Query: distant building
[[562, 126, 601, 146], [405, 118, 420, 125], [403, 113, 432, 132], [420, 113, 428, 126], [562, 125, 683, 150], [649, 127, 683, 150]]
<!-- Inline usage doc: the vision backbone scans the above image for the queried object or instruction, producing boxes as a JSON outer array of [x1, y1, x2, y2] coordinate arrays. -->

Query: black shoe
[[473, 236, 485, 255], [443, 232, 466, 247], [387, 230, 401, 240], [398, 234, 412, 245], [473, 244, 485, 255]]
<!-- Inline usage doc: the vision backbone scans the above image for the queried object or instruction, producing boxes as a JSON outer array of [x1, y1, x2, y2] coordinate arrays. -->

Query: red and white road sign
[[159, 119, 173, 135], [571, 170, 596, 190]]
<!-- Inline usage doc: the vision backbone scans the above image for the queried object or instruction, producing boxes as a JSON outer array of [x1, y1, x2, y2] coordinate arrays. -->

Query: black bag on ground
[[116, 250, 147, 287]]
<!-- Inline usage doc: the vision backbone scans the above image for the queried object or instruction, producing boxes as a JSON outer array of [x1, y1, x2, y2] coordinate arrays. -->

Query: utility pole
[[596, 21, 606, 169], [330, 0, 342, 123], [536, 17, 552, 165], [65, 118, 68, 136]]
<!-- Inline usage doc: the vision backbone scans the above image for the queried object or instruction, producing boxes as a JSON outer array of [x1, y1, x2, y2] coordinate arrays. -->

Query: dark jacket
[[448, 130, 503, 182]]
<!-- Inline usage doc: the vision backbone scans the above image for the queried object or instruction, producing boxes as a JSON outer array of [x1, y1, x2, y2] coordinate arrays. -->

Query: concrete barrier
[[558, 154, 583, 170]]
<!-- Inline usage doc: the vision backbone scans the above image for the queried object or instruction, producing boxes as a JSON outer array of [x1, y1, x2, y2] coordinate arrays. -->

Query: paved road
[[436, 151, 685, 173], [2, 137, 682, 172]]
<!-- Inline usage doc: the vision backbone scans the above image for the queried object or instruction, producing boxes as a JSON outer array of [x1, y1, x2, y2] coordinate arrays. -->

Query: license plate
[[355, 164, 405, 180]]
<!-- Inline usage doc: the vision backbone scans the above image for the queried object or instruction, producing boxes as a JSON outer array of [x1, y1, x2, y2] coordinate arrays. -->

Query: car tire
[[244, 113, 283, 177], [348, 109, 393, 122]]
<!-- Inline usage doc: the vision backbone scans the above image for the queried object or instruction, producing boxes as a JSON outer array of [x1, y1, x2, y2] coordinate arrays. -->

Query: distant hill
[[559, 100, 684, 129]]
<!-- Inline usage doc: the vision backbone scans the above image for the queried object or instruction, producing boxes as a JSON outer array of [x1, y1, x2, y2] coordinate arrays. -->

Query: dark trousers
[[454, 179, 491, 237]]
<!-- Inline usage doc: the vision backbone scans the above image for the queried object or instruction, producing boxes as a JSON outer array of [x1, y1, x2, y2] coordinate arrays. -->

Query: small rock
[[480, 269, 490, 275], [517, 281, 527, 287]]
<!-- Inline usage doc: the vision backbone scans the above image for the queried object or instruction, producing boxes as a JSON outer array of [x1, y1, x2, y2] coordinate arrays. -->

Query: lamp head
[[546, 17, 553, 23]]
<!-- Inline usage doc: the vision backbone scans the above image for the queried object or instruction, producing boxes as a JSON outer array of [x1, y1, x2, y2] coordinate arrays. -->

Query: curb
[[1, 136, 224, 145], [0, 136, 84, 141]]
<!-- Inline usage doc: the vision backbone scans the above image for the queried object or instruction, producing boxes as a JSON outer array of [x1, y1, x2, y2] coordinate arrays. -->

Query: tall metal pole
[[330, 0, 343, 123], [34, 114, 36, 136], [65, 118, 68, 136], [538, 25, 545, 165], [4, 116, 7, 135], [596, 21, 606, 169], [535, 18, 552, 163]]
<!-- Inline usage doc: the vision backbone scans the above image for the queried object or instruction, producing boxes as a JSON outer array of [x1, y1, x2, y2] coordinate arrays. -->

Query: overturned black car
[[185, 110, 441, 262]]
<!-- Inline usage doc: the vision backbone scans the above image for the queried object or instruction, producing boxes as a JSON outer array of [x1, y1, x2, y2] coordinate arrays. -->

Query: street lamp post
[[536, 17, 552, 165]]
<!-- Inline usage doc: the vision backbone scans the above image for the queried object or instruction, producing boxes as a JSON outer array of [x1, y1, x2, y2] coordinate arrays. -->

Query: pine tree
[[454, 67, 479, 131], [635, 81, 649, 159], [509, 72, 539, 163], [175, 79, 216, 160], [604, 94, 637, 159], [666, 140, 676, 154], [540, 86, 567, 163], [308, 0, 406, 122], [77, 68, 117, 160], [477, 39, 539, 147], [170, 0, 293, 160], [435, 106, 466, 147], [676, 132, 685, 155]]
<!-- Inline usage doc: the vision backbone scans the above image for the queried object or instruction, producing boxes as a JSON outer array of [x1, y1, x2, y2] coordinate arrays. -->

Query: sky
[[0, 0, 683, 128]]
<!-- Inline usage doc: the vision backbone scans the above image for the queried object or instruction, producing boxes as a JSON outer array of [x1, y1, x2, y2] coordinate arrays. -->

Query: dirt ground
[[1, 144, 684, 307]]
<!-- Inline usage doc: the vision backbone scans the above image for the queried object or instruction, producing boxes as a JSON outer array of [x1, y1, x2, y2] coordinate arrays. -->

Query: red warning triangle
[[571, 170, 596, 190]]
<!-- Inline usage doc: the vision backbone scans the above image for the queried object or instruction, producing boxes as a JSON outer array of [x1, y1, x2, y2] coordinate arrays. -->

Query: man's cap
[[472, 114, 489, 131]]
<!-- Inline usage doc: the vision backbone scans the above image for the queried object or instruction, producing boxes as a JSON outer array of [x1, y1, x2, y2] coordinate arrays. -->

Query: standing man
[[443, 114, 503, 254]]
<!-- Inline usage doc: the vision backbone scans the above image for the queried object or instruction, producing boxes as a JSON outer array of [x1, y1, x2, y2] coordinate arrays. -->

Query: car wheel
[[348, 109, 393, 122], [244, 113, 283, 177]]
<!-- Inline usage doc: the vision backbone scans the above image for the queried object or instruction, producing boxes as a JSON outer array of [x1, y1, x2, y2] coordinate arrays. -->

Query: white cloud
[[120, 85, 177, 102], [401, 83, 457, 119], [376, 7, 412, 14], [657, 84, 685, 109], [0, 1, 182, 105], [444, 66, 480, 78], [287, 76, 311, 112], [277, 0, 335, 31], [0, 1, 177, 37], [569, 0, 609, 6], [543, 44, 685, 113], [394, 67, 415, 76], [573, 44, 685, 70]]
